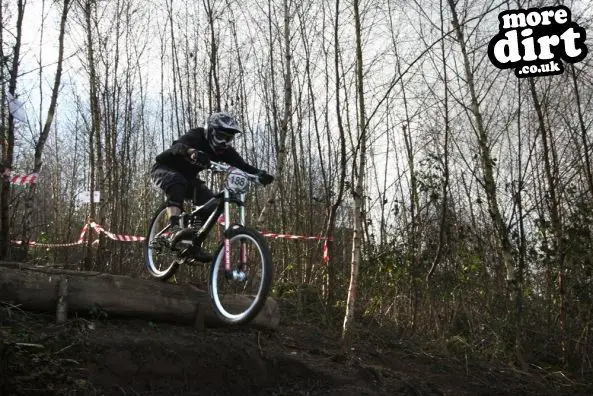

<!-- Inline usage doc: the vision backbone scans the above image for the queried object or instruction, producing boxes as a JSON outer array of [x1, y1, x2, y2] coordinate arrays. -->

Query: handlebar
[[209, 161, 231, 173], [208, 161, 261, 184]]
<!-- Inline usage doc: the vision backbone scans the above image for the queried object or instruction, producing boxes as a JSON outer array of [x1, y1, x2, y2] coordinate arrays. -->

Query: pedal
[[183, 258, 199, 266]]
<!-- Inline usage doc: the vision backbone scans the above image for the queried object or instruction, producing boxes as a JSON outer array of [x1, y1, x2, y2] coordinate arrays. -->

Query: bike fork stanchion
[[224, 237, 232, 277], [223, 189, 232, 277], [240, 240, 247, 269], [239, 192, 247, 272]]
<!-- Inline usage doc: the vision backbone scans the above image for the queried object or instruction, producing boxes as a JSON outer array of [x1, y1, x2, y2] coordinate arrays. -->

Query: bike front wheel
[[208, 226, 273, 325]]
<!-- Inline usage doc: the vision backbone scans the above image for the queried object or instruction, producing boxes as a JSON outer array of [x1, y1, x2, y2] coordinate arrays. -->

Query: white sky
[[6, 0, 592, 238]]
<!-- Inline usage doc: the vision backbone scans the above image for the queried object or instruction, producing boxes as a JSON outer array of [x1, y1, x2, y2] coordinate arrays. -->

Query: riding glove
[[189, 150, 211, 168], [257, 170, 274, 186]]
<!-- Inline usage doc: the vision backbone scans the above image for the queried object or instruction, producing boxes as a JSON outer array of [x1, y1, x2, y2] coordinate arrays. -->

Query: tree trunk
[[83, 0, 103, 270], [447, 0, 515, 286], [0, 0, 25, 260], [256, 0, 292, 228], [166, 0, 182, 136], [204, 0, 220, 112], [21, 0, 71, 258], [322, 0, 348, 308], [342, 0, 367, 350], [528, 77, 566, 366], [514, 78, 527, 370], [427, 0, 450, 281], [569, 64, 593, 198], [0, 262, 279, 330]]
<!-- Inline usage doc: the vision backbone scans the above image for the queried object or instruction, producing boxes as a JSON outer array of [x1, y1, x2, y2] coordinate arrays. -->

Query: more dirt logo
[[487, 6, 587, 78]]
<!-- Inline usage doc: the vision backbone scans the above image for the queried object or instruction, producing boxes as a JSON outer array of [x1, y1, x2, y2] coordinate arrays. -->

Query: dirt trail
[[1, 305, 590, 395]]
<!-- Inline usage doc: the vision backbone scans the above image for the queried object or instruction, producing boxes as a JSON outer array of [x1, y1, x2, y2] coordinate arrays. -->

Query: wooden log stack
[[0, 261, 280, 330]]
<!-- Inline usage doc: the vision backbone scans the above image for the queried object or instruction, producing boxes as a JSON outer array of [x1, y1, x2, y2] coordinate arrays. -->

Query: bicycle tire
[[144, 204, 180, 281], [208, 226, 273, 325]]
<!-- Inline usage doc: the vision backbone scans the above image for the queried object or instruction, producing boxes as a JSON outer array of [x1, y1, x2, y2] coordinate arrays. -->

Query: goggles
[[212, 129, 235, 143]]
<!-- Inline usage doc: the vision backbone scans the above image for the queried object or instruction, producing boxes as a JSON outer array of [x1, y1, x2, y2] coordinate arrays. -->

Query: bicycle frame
[[186, 163, 254, 275], [146, 161, 272, 324]]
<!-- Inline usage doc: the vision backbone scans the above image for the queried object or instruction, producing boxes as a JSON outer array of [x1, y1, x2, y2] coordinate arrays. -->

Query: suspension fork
[[223, 189, 232, 272], [222, 190, 247, 273], [239, 193, 247, 269]]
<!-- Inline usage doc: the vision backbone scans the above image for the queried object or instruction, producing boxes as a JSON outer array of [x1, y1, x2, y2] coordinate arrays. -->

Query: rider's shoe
[[180, 244, 213, 263]]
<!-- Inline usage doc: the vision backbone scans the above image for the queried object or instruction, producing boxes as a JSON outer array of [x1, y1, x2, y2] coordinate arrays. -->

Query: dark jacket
[[153, 127, 259, 180]]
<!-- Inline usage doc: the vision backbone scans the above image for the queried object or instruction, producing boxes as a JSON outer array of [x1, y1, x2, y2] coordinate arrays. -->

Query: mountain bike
[[143, 161, 273, 325]]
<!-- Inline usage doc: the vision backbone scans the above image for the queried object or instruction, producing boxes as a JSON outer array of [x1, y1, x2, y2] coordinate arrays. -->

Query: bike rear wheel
[[208, 226, 273, 325], [144, 205, 180, 281]]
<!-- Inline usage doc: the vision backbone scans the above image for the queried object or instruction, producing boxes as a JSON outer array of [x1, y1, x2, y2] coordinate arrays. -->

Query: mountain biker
[[150, 111, 274, 262]]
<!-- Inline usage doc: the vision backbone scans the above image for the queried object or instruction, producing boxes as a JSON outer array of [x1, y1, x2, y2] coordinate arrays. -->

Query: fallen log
[[0, 261, 280, 330]]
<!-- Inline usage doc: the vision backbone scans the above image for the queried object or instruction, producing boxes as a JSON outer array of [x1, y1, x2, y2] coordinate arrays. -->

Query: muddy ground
[[1, 300, 591, 396]]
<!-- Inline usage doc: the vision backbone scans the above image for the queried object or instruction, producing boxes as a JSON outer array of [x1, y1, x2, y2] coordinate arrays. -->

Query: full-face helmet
[[206, 112, 242, 154]]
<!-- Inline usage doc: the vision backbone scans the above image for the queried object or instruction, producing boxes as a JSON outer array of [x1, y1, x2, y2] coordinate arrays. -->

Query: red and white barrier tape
[[2, 170, 39, 186], [260, 232, 330, 241], [12, 172, 39, 186], [10, 222, 145, 247], [260, 232, 331, 264], [12, 240, 83, 247], [89, 222, 145, 242], [218, 215, 332, 263], [11, 224, 89, 247], [255, 217, 331, 263], [218, 216, 332, 241], [11, 221, 332, 263]]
